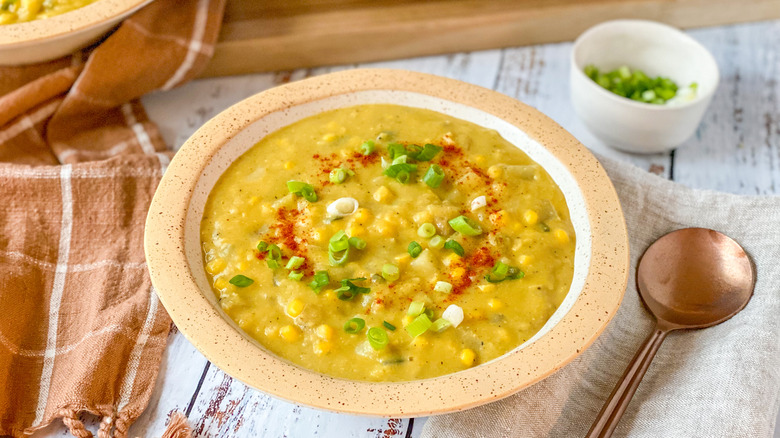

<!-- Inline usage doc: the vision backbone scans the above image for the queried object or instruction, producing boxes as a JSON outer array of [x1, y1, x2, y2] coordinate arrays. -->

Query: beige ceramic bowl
[[145, 69, 629, 417], [0, 0, 151, 65]]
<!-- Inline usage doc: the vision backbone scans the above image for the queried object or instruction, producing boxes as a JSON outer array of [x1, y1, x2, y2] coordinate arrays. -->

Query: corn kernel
[[248, 196, 259, 206], [460, 348, 476, 366], [488, 298, 503, 310], [510, 222, 523, 233], [316, 324, 334, 340], [286, 299, 305, 317], [554, 228, 570, 243], [474, 155, 487, 166], [374, 220, 396, 237], [523, 210, 539, 226], [314, 341, 331, 356], [395, 253, 411, 267], [283, 161, 295, 170], [477, 284, 496, 293], [206, 258, 227, 274], [451, 267, 467, 281], [518, 254, 533, 267], [402, 315, 414, 327], [213, 277, 228, 290], [279, 325, 300, 342], [236, 261, 248, 271], [469, 310, 485, 321], [346, 224, 365, 237], [354, 208, 372, 223], [322, 133, 337, 142], [311, 228, 329, 244], [487, 165, 503, 179], [490, 210, 510, 227], [442, 253, 460, 267], [412, 211, 434, 224], [323, 290, 337, 301], [373, 185, 394, 203]]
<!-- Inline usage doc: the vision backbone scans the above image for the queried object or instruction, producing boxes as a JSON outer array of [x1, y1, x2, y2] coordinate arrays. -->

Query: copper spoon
[[586, 228, 755, 438]]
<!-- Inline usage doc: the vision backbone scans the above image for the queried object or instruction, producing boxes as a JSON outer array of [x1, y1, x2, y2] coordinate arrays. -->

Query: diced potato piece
[[353, 208, 372, 223], [373, 220, 396, 237]]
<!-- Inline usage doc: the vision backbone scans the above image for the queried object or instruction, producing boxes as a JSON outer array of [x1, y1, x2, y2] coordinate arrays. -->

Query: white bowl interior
[[183, 90, 592, 364], [572, 20, 719, 100]]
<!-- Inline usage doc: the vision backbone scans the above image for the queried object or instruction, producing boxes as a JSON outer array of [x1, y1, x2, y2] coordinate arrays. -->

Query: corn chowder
[[201, 104, 576, 382], [0, 0, 98, 24]]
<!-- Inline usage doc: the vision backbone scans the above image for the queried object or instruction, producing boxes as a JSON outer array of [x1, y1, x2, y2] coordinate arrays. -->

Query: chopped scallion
[[288, 271, 304, 281], [285, 256, 305, 270], [229, 275, 254, 287], [415, 144, 442, 161], [383, 163, 417, 183], [257, 241, 268, 252], [309, 270, 330, 293], [361, 140, 375, 155], [484, 261, 525, 283], [383, 321, 396, 331], [387, 143, 407, 159], [405, 314, 432, 338], [266, 243, 282, 269], [408, 241, 423, 258], [407, 301, 425, 316], [348, 236, 367, 250], [367, 327, 389, 350], [392, 154, 409, 165], [344, 317, 365, 334], [429, 235, 445, 249], [328, 231, 351, 266], [449, 215, 482, 236], [423, 164, 445, 188], [430, 318, 452, 333], [417, 223, 436, 238], [335, 278, 370, 300], [434, 281, 452, 294], [286, 180, 318, 202], [329, 168, 350, 184], [381, 263, 400, 282], [443, 240, 464, 256]]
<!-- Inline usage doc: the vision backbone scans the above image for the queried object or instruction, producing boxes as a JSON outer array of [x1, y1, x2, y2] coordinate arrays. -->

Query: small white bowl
[[570, 19, 719, 154]]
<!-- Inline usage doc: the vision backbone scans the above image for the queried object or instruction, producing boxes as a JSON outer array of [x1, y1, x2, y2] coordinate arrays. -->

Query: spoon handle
[[586, 326, 670, 438]]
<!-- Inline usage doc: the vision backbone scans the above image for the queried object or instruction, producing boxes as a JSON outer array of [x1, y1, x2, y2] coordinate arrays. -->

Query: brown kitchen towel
[[422, 156, 780, 438], [0, 0, 225, 437]]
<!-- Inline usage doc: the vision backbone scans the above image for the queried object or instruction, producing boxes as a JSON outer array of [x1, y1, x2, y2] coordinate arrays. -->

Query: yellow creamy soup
[[201, 104, 576, 382], [0, 0, 98, 24]]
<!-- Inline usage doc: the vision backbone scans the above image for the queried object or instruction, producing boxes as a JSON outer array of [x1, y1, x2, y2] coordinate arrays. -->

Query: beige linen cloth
[[423, 157, 780, 437], [0, 1, 225, 437]]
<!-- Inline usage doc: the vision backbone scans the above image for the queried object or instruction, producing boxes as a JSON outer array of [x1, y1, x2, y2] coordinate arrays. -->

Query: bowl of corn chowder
[[145, 69, 629, 416]]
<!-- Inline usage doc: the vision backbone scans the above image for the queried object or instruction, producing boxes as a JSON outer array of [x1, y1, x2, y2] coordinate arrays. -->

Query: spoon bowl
[[587, 228, 755, 437]]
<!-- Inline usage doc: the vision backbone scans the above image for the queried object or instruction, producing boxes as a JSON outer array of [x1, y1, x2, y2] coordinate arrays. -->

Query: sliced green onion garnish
[[329, 168, 350, 184], [367, 327, 389, 350], [384, 163, 417, 183], [449, 215, 482, 236], [285, 256, 305, 270], [423, 308, 435, 320], [344, 317, 365, 334], [423, 164, 445, 188], [383, 321, 396, 331], [430, 318, 452, 333], [335, 278, 370, 300], [408, 241, 422, 258], [485, 261, 525, 283], [443, 240, 464, 256], [507, 266, 525, 280], [404, 144, 423, 159], [417, 223, 436, 238], [266, 243, 282, 269], [286, 180, 318, 202], [381, 263, 400, 282], [361, 140, 375, 155], [348, 236, 366, 250], [415, 144, 442, 161], [429, 235, 445, 249], [329, 230, 350, 252], [407, 301, 425, 316], [387, 143, 406, 159], [329, 248, 350, 266], [257, 241, 268, 252], [309, 270, 330, 293], [405, 314, 432, 338], [229, 275, 254, 287], [288, 270, 304, 281], [434, 281, 452, 294], [392, 154, 409, 165]]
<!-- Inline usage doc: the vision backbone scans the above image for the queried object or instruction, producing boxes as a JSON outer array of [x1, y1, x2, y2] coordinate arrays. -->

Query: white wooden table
[[35, 18, 780, 438]]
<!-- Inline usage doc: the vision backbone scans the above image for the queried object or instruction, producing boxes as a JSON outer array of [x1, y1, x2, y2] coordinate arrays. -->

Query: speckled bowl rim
[[0, 0, 150, 46], [145, 69, 629, 417]]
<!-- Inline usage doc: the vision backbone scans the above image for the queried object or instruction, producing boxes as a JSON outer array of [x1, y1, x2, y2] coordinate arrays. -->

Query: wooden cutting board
[[201, 0, 780, 77]]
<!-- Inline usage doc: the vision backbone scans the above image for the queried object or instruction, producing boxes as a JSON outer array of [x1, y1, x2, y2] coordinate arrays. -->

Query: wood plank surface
[[29, 19, 778, 438], [201, 0, 780, 77]]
